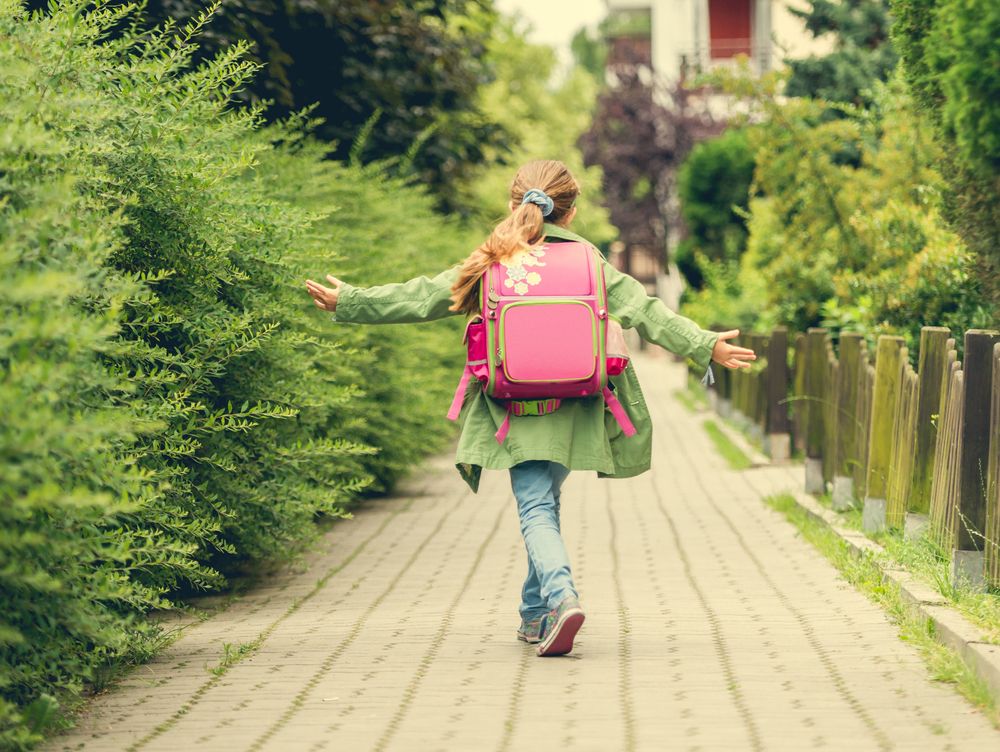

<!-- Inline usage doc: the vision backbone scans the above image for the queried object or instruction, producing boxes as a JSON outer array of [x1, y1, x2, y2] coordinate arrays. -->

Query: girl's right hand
[[305, 275, 343, 312]]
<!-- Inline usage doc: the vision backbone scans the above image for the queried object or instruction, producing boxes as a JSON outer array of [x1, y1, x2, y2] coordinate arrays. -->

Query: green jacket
[[333, 224, 718, 492]]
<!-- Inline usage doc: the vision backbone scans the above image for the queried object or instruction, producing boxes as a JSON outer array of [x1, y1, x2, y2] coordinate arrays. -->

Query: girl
[[305, 160, 755, 658]]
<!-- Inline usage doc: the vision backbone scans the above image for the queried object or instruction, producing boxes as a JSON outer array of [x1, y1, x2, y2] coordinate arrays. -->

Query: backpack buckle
[[508, 398, 561, 416]]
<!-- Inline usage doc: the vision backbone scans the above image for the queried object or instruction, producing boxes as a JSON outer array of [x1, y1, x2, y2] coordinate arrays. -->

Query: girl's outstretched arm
[[305, 266, 461, 324]]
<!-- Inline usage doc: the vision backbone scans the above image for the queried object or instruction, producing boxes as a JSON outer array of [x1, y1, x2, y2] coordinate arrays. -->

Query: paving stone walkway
[[46, 353, 1000, 752]]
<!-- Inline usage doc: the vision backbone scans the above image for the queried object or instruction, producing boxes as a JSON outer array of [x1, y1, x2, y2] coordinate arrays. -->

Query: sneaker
[[536, 596, 585, 657], [516, 616, 543, 644]]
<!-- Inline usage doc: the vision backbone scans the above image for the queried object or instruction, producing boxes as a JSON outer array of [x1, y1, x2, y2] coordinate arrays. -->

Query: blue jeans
[[509, 461, 576, 622]]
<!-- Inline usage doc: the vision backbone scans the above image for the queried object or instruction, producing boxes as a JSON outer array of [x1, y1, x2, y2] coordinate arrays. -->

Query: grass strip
[[674, 388, 702, 413], [814, 494, 1000, 645], [765, 493, 1000, 728], [702, 419, 752, 471]]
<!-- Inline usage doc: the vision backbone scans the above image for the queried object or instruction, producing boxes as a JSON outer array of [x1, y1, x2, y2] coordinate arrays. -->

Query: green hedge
[[890, 0, 1000, 309], [675, 128, 755, 288], [0, 2, 468, 747], [892, 0, 1000, 170], [685, 66, 993, 350]]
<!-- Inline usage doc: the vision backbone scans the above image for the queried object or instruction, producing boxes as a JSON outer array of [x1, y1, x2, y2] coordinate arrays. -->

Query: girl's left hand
[[712, 329, 757, 370], [305, 275, 343, 312]]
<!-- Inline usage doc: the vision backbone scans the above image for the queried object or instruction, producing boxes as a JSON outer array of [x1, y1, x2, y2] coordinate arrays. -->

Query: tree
[[570, 26, 607, 79], [26, 0, 510, 210], [675, 128, 755, 288], [579, 67, 722, 258], [461, 18, 615, 249], [681, 65, 993, 345], [784, 0, 897, 106], [890, 0, 1000, 309]]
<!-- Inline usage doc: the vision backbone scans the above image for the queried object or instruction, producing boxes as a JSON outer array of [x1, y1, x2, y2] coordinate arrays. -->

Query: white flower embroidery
[[500, 246, 548, 295]]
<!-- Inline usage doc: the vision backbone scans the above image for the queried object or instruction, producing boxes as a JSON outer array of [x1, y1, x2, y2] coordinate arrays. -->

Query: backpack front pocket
[[499, 301, 597, 383]]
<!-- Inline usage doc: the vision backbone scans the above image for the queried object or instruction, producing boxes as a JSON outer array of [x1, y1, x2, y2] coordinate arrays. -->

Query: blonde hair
[[449, 160, 580, 315]]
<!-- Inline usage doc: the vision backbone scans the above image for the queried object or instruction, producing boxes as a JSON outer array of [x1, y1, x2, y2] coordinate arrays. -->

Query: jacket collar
[[542, 222, 592, 245]]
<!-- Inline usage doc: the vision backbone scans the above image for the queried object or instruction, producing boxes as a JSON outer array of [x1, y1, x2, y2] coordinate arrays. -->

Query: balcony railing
[[678, 41, 772, 76]]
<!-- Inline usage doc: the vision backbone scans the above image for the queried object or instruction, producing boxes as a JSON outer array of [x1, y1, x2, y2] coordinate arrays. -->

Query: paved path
[[46, 353, 1000, 751]]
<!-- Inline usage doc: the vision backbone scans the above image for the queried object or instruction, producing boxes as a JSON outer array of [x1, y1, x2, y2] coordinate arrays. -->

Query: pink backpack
[[446, 240, 637, 443]]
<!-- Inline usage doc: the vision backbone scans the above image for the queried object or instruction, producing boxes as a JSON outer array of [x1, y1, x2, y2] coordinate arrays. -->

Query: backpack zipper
[[486, 267, 499, 309]]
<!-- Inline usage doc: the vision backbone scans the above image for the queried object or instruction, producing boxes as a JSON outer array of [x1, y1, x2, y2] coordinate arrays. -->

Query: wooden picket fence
[[706, 326, 1000, 589]]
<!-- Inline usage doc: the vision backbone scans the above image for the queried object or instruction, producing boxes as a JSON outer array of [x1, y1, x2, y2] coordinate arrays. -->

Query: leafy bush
[[785, 0, 897, 106], [891, 0, 1000, 307], [682, 65, 994, 347], [893, 0, 1000, 170], [580, 68, 722, 251], [23, 0, 511, 212], [0, 2, 469, 747], [676, 128, 755, 287]]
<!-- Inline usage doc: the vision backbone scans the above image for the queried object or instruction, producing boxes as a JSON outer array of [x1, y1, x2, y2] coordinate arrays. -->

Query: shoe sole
[[517, 634, 540, 644], [536, 609, 585, 656]]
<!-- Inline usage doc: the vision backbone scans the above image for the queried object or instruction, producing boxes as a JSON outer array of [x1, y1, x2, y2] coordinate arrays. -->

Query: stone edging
[[788, 490, 1000, 701]]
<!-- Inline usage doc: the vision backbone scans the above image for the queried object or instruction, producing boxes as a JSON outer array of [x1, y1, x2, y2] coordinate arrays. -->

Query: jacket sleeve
[[333, 266, 462, 324], [602, 258, 718, 375]]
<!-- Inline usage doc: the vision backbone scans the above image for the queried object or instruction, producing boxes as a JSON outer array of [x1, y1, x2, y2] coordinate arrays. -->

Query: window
[[708, 0, 752, 59]]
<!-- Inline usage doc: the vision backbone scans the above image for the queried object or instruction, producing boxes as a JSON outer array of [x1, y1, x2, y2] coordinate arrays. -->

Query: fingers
[[716, 345, 757, 370], [305, 280, 336, 311], [716, 329, 740, 341], [326, 274, 342, 287], [305, 280, 328, 295]]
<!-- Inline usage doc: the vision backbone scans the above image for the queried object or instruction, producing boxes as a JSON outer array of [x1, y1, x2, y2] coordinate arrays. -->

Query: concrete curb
[[788, 490, 1000, 702]]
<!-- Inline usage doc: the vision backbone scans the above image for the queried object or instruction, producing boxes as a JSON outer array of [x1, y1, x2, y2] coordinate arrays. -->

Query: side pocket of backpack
[[464, 317, 489, 384]]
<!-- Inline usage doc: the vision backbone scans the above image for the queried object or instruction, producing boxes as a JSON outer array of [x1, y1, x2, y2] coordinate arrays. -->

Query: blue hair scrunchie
[[521, 188, 555, 217]]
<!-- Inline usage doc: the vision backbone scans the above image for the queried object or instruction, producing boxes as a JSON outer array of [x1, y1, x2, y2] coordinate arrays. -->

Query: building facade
[[604, 0, 832, 80]]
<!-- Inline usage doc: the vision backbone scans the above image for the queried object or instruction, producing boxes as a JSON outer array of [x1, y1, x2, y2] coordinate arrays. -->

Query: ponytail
[[449, 203, 546, 315], [450, 160, 580, 316]]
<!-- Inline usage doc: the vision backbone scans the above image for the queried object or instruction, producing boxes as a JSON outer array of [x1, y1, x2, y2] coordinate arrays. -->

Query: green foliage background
[[675, 128, 755, 289], [680, 67, 994, 353], [22, 0, 511, 213], [890, 0, 1000, 306], [460, 18, 615, 248], [784, 0, 897, 106], [0, 2, 471, 747]]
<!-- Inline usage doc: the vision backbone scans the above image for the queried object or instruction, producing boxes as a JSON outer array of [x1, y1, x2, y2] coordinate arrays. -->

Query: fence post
[[750, 333, 767, 444], [951, 329, 1000, 590], [793, 333, 806, 457], [823, 338, 838, 489], [863, 336, 906, 533], [886, 351, 917, 530], [855, 344, 875, 499], [767, 327, 791, 461], [986, 343, 1000, 589], [804, 328, 827, 493], [929, 351, 961, 549], [906, 327, 952, 537], [832, 334, 863, 510], [720, 325, 735, 418]]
